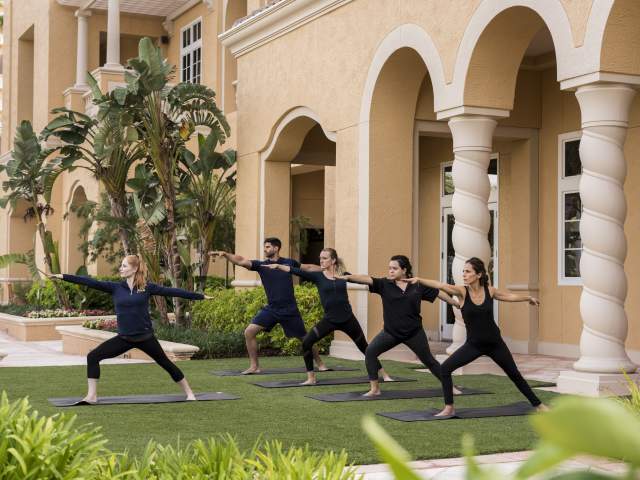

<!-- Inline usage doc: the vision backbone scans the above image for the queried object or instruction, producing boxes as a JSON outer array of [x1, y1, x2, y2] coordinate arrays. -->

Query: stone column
[[74, 10, 91, 88], [104, 0, 121, 69], [446, 115, 497, 354], [558, 83, 638, 396]]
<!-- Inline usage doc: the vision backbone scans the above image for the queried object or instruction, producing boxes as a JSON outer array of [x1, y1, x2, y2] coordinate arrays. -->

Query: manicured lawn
[[0, 356, 557, 464]]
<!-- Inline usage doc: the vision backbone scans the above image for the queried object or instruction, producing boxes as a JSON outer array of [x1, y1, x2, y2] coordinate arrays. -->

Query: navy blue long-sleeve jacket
[[62, 274, 205, 336]]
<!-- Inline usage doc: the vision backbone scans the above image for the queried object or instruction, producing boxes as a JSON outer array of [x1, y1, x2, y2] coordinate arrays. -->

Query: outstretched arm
[[300, 263, 322, 272], [147, 283, 206, 300], [438, 290, 461, 308], [491, 287, 540, 306], [209, 251, 252, 269], [53, 274, 115, 294], [403, 277, 463, 297], [336, 273, 373, 285]]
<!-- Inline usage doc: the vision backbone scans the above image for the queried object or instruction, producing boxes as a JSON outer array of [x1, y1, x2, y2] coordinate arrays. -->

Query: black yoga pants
[[302, 315, 382, 373], [365, 329, 441, 381], [441, 339, 541, 406], [86, 335, 184, 382]]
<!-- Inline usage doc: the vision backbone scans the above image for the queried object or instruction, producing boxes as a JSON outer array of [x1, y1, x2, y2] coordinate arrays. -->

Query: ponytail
[[125, 255, 147, 291]]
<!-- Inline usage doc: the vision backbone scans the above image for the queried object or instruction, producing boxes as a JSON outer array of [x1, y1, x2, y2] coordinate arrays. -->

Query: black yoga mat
[[307, 387, 488, 402], [212, 365, 359, 376], [252, 376, 415, 388], [49, 392, 240, 407], [377, 401, 534, 422]]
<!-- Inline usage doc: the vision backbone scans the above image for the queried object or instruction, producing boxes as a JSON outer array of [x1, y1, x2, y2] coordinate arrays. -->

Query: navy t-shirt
[[369, 277, 439, 341], [250, 257, 301, 314]]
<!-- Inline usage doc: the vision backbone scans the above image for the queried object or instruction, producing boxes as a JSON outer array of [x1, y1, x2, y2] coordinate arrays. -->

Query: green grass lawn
[[0, 356, 557, 464]]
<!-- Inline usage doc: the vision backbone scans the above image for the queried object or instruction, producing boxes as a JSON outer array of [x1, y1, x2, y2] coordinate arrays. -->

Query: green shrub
[[0, 391, 107, 479], [192, 283, 329, 355], [25, 277, 118, 311], [0, 304, 32, 316], [205, 275, 233, 290], [153, 323, 246, 359]]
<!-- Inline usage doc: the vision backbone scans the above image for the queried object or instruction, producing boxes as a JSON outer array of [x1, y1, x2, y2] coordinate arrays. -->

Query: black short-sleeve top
[[369, 277, 439, 341]]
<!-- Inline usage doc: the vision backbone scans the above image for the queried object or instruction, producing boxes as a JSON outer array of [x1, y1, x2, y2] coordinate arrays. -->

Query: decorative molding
[[560, 72, 640, 91], [505, 284, 539, 291], [231, 279, 261, 288], [220, 0, 354, 58], [436, 106, 510, 121]]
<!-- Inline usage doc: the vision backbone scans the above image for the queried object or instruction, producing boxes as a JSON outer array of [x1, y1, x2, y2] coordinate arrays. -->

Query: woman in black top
[[50, 255, 211, 404], [406, 257, 548, 416], [340, 255, 459, 397], [263, 248, 392, 385]]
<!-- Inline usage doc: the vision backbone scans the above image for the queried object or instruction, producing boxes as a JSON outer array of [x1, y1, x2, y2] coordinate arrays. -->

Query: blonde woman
[[51, 255, 211, 404], [263, 247, 392, 385]]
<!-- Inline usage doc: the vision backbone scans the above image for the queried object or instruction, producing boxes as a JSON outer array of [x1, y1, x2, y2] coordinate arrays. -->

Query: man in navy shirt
[[211, 237, 327, 374]]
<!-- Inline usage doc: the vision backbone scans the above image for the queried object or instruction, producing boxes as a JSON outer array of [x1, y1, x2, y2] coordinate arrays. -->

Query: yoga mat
[[252, 376, 415, 388], [377, 401, 534, 422], [307, 387, 488, 402], [49, 392, 240, 407], [212, 365, 359, 376]]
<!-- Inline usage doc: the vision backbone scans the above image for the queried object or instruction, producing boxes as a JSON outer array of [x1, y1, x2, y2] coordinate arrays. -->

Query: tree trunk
[[37, 221, 71, 310], [163, 191, 185, 326], [108, 195, 132, 254], [197, 238, 210, 292]]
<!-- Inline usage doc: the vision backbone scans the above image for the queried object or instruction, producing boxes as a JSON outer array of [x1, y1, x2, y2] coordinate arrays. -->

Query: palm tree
[[179, 132, 236, 291], [41, 73, 146, 255], [120, 38, 229, 324], [0, 121, 71, 308]]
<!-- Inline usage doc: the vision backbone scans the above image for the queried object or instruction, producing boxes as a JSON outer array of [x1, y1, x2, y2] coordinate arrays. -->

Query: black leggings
[[441, 340, 541, 406], [87, 335, 184, 382], [365, 329, 441, 381], [302, 315, 382, 372]]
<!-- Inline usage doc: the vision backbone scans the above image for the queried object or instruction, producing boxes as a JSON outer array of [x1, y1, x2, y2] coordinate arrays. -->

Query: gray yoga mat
[[377, 401, 534, 422], [212, 365, 359, 376], [252, 376, 415, 388], [307, 387, 488, 402], [49, 392, 240, 407]]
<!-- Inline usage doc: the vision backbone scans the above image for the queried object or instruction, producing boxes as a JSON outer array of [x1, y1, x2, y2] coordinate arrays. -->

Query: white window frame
[[180, 17, 203, 84], [557, 131, 583, 286]]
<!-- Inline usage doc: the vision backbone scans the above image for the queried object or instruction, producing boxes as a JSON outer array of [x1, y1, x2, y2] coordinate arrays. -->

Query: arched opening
[[261, 109, 336, 263], [64, 186, 88, 275], [222, 0, 247, 114]]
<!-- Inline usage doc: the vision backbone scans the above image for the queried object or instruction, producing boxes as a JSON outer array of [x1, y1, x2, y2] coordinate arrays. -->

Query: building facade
[[1, 0, 639, 395], [222, 0, 640, 394]]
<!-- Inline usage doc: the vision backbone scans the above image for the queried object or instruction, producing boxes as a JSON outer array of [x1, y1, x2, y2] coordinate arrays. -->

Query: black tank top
[[461, 284, 501, 345]]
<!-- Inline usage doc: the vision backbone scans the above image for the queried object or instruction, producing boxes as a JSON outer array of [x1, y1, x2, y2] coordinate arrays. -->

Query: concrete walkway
[[0, 331, 150, 367]]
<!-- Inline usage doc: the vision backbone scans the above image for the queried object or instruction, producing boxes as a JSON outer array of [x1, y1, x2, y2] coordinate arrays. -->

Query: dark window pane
[[488, 158, 497, 175], [564, 192, 581, 221], [565, 249, 581, 278], [565, 222, 582, 249], [564, 139, 581, 177]]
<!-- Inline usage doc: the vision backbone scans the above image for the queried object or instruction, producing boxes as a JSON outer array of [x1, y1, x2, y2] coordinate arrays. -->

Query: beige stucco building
[[2, 0, 640, 395]]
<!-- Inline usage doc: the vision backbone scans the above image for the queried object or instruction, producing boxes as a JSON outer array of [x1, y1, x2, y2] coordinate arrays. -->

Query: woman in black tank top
[[403, 257, 548, 417]]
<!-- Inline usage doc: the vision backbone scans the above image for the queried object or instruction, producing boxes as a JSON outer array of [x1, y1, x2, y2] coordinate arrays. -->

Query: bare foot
[[81, 397, 97, 405], [317, 365, 330, 372], [536, 403, 549, 412], [186, 395, 197, 401], [435, 406, 455, 417], [241, 367, 261, 375], [299, 379, 317, 386], [453, 386, 462, 395], [382, 375, 394, 382], [362, 390, 381, 397]]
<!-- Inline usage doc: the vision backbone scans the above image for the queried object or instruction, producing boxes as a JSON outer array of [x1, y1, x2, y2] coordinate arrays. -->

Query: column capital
[[436, 105, 509, 121], [74, 9, 92, 18], [447, 115, 498, 153], [575, 83, 636, 129]]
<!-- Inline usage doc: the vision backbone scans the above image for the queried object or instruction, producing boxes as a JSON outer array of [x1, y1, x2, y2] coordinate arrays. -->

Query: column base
[[556, 370, 639, 397], [435, 354, 502, 375]]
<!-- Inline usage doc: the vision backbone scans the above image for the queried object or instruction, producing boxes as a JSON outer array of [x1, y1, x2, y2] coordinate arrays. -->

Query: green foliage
[[363, 395, 640, 479], [0, 391, 107, 479], [152, 323, 246, 359], [25, 277, 118, 311], [205, 275, 232, 290], [617, 372, 640, 415], [192, 283, 328, 355], [0, 392, 356, 479]]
